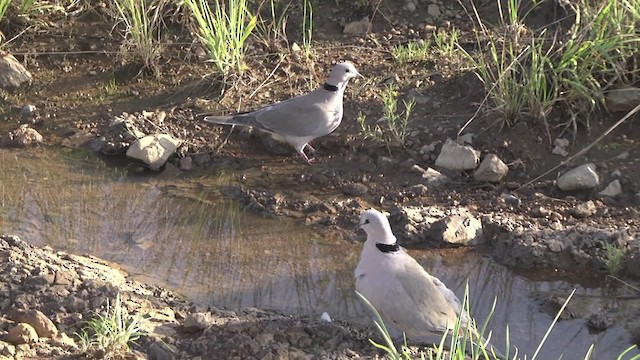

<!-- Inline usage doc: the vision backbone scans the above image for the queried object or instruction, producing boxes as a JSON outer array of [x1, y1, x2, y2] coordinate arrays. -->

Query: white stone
[[552, 145, 569, 157], [557, 163, 600, 191], [599, 180, 622, 197], [473, 154, 508, 182], [126, 134, 182, 170], [458, 133, 473, 144], [435, 138, 480, 171]]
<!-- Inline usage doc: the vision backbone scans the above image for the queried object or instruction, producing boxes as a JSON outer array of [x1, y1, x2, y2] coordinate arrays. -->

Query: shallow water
[[0, 148, 638, 360]]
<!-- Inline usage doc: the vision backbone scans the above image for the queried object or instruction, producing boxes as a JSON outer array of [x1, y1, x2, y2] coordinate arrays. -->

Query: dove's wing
[[248, 90, 341, 138]]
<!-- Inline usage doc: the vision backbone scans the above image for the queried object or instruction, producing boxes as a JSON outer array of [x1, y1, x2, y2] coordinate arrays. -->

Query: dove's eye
[[345, 69, 351, 73], [364, 219, 370, 224]]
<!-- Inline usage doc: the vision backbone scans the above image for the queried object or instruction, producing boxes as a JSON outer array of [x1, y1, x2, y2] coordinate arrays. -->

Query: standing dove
[[203, 61, 361, 164], [355, 209, 505, 357]]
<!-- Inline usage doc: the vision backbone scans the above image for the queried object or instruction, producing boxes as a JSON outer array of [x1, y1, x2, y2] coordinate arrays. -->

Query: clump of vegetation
[[359, 288, 640, 359], [433, 28, 459, 58], [110, 0, 164, 76], [357, 84, 415, 150], [183, 0, 257, 76], [393, 41, 431, 63], [301, 0, 313, 60], [461, 0, 640, 138], [254, 0, 291, 50], [76, 293, 145, 358], [604, 242, 626, 275]]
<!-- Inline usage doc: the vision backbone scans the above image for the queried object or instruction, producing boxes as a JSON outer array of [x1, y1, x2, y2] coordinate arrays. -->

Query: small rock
[[473, 154, 509, 182], [427, 3, 441, 17], [20, 104, 37, 117], [291, 42, 302, 52], [3, 125, 43, 147], [343, 18, 371, 34], [569, 200, 597, 218], [377, 156, 395, 170], [500, 193, 521, 207], [605, 86, 640, 112], [9, 310, 58, 338], [178, 156, 193, 171], [552, 145, 569, 157], [419, 143, 436, 156], [587, 313, 614, 332], [183, 312, 214, 333], [557, 163, 600, 191], [412, 165, 450, 188], [408, 184, 429, 196], [0, 52, 33, 89], [148, 341, 177, 360], [126, 134, 182, 170], [320, 312, 332, 322], [458, 133, 473, 144], [554, 138, 570, 148], [428, 215, 483, 245], [342, 183, 368, 196], [435, 139, 480, 171], [7, 323, 38, 345], [541, 296, 575, 320], [405, 0, 416, 12], [598, 180, 622, 197]]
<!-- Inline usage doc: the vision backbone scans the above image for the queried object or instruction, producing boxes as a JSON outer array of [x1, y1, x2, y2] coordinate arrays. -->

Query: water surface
[[0, 148, 638, 360]]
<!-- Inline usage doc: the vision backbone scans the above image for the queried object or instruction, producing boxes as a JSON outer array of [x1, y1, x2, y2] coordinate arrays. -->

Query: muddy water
[[0, 148, 638, 359]]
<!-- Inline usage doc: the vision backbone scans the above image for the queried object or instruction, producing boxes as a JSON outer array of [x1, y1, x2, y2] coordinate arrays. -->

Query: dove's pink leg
[[298, 149, 316, 165], [304, 144, 316, 154]]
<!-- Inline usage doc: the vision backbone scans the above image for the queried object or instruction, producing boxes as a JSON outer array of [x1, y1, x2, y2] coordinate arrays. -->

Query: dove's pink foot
[[298, 149, 316, 165]]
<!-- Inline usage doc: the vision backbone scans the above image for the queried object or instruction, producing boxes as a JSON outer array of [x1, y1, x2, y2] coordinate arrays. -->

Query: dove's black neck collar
[[376, 242, 400, 253], [323, 83, 339, 92]]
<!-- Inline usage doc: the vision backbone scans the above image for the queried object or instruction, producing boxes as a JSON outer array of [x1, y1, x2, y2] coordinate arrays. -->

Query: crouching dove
[[355, 209, 505, 358], [203, 61, 362, 164]]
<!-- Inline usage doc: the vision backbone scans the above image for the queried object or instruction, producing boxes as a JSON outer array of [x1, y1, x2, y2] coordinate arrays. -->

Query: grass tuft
[[76, 293, 145, 358], [183, 0, 257, 76], [393, 41, 431, 63], [110, 0, 164, 76], [604, 242, 626, 275], [358, 84, 414, 151], [460, 0, 640, 138]]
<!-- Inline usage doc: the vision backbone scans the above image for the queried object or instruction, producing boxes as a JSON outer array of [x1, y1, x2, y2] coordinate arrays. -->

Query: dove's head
[[326, 61, 362, 89], [358, 208, 395, 244]]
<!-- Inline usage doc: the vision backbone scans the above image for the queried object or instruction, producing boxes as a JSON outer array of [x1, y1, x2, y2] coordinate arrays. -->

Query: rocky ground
[[0, 235, 384, 359], [1, 0, 640, 358]]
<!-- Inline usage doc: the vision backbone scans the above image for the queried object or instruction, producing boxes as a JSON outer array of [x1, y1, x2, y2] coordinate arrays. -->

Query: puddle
[[0, 148, 638, 359]]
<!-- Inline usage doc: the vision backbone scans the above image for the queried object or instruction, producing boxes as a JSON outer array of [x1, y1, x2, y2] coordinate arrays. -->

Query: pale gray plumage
[[355, 209, 467, 341], [203, 61, 361, 164], [355, 209, 505, 358]]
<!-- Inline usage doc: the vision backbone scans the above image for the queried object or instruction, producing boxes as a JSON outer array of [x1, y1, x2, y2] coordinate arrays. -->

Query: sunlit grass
[[76, 293, 145, 358], [459, 0, 640, 138], [358, 287, 640, 359], [183, 0, 257, 76], [393, 41, 431, 63]]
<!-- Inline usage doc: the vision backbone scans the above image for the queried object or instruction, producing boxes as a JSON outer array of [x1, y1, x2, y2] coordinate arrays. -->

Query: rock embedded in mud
[[587, 313, 614, 332], [342, 182, 368, 196], [411, 165, 450, 188], [183, 312, 215, 333], [605, 86, 640, 112], [557, 163, 600, 191], [435, 138, 480, 171], [0, 52, 33, 89], [2, 125, 43, 147], [598, 179, 622, 197], [474, 154, 508, 182], [7, 323, 39, 345], [126, 134, 182, 170], [343, 18, 371, 34], [428, 214, 483, 245], [569, 200, 597, 218]]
